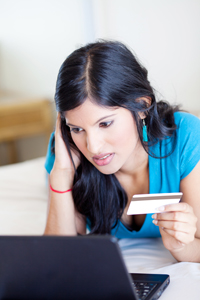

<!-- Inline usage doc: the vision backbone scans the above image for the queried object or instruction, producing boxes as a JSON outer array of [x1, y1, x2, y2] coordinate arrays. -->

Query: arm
[[44, 114, 86, 236], [44, 173, 86, 236], [152, 160, 200, 262]]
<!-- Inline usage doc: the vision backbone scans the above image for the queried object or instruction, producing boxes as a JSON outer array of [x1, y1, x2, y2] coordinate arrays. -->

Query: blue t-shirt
[[45, 112, 200, 238]]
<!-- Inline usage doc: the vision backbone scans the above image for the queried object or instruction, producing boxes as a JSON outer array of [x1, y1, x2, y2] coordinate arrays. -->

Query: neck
[[115, 143, 149, 199], [116, 138, 148, 177]]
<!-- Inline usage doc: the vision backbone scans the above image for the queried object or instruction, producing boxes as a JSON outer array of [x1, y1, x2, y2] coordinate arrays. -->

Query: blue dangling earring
[[143, 119, 148, 142]]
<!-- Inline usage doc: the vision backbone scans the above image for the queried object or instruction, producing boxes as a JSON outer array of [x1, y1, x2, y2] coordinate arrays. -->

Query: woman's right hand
[[51, 113, 80, 186], [45, 113, 82, 236]]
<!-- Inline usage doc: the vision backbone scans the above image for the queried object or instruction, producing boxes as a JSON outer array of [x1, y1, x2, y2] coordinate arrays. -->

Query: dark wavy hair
[[53, 40, 179, 234]]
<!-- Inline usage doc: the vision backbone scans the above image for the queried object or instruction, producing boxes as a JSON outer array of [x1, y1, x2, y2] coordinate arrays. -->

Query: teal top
[[45, 112, 200, 239]]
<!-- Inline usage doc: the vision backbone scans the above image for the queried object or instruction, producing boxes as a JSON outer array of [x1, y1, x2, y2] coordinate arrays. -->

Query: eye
[[70, 127, 83, 134], [99, 121, 113, 128]]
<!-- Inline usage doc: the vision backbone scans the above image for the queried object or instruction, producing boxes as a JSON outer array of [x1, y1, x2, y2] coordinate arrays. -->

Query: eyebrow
[[66, 114, 116, 127]]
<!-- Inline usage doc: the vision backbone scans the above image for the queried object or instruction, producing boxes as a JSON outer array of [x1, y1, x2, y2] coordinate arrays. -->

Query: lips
[[92, 153, 115, 166]]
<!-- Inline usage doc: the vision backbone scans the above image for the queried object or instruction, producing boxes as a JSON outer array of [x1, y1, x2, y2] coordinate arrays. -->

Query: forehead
[[64, 98, 118, 123]]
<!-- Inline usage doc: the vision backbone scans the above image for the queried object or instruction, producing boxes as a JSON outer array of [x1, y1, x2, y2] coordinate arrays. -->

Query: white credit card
[[127, 193, 183, 215]]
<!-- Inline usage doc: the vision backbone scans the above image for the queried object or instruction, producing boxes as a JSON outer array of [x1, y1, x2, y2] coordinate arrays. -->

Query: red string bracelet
[[50, 184, 72, 194]]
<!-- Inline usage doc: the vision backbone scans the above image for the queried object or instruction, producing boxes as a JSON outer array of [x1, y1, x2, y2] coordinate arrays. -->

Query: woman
[[44, 41, 200, 262]]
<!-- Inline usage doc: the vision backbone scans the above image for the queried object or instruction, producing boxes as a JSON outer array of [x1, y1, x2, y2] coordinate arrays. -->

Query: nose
[[86, 132, 103, 154]]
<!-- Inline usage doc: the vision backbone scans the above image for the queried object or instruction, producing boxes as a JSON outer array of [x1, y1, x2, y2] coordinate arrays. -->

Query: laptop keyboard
[[133, 281, 158, 300]]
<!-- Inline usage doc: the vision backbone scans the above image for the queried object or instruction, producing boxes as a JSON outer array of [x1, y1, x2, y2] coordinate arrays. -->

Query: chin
[[95, 165, 120, 175]]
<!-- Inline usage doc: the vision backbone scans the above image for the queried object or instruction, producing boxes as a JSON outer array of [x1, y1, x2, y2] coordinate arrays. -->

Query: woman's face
[[64, 98, 144, 175]]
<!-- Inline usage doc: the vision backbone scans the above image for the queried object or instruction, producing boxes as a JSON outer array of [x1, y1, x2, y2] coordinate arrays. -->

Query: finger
[[157, 202, 193, 213], [160, 228, 186, 247], [161, 228, 194, 244], [55, 113, 62, 134], [55, 114, 81, 170], [152, 211, 193, 223], [153, 219, 191, 233]]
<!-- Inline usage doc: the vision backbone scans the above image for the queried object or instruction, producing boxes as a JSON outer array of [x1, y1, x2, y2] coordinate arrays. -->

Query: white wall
[[0, 0, 200, 163], [0, 0, 95, 164], [92, 0, 200, 111], [0, 0, 94, 98], [0, 0, 200, 107]]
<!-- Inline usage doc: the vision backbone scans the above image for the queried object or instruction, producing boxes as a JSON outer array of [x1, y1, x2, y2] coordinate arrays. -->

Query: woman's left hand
[[152, 202, 198, 252]]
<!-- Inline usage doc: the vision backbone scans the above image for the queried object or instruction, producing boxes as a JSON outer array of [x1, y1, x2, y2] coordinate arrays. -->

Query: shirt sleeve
[[177, 113, 200, 180], [44, 132, 55, 174]]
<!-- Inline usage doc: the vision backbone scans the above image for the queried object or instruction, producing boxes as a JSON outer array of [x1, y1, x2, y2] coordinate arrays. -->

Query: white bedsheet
[[0, 157, 47, 235], [119, 238, 200, 299], [0, 157, 199, 299]]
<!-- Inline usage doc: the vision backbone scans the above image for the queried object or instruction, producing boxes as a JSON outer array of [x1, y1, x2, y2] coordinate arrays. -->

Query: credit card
[[127, 193, 183, 215]]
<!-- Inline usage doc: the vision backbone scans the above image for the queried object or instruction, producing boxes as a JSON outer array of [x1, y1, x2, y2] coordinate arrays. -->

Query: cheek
[[109, 122, 138, 149], [71, 135, 86, 154]]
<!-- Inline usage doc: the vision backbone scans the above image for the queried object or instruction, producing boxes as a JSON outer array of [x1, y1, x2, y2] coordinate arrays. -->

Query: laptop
[[0, 235, 170, 300]]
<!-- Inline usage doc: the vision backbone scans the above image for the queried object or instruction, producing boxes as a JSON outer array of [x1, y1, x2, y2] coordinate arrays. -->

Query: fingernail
[[152, 220, 158, 225], [152, 214, 157, 219], [157, 206, 164, 211]]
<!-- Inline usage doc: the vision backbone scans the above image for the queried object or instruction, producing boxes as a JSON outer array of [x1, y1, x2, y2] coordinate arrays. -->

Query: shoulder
[[174, 111, 200, 132], [150, 112, 200, 158], [174, 112, 200, 179], [44, 132, 55, 174], [174, 111, 200, 145]]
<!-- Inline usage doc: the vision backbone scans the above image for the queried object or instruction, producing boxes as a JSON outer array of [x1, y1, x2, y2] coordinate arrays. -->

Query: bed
[[0, 157, 199, 299]]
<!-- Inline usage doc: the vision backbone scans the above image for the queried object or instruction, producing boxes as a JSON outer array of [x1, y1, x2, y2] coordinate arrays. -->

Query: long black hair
[[53, 40, 179, 234]]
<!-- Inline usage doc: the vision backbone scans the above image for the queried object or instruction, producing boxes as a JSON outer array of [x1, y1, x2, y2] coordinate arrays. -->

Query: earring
[[143, 119, 148, 142]]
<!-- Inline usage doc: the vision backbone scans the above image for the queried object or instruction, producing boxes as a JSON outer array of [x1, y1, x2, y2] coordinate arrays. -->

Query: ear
[[137, 97, 152, 119]]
